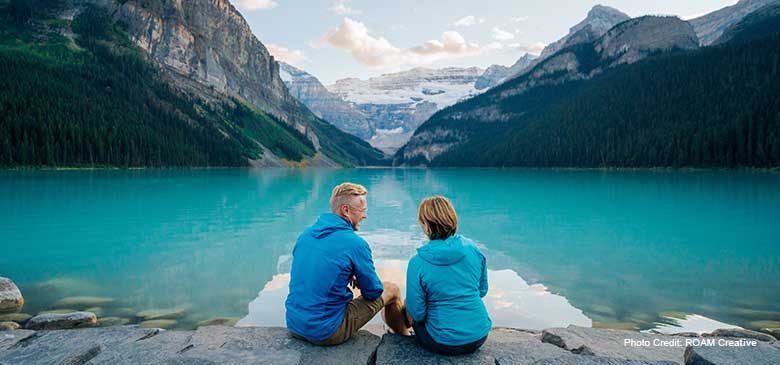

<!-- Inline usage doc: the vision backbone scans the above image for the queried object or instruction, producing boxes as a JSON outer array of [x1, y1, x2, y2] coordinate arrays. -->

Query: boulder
[[136, 308, 186, 320], [684, 341, 780, 365], [704, 328, 776, 342], [762, 328, 780, 341], [197, 317, 239, 327], [38, 309, 78, 315], [541, 326, 688, 364], [99, 317, 131, 327], [0, 321, 20, 331], [139, 320, 177, 329], [25, 311, 98, 330], [85, 307, 105, 317], [53, 296, 113, 309], [0, 277, 24, 313], [0, 313, 32, 323]]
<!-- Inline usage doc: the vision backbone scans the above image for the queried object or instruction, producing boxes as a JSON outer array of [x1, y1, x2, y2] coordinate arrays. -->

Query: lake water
[[1, 169, 779, 333]]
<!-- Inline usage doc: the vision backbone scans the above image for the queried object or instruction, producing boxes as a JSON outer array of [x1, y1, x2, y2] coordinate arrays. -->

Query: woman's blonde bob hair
[[418, 196, 458, 240]]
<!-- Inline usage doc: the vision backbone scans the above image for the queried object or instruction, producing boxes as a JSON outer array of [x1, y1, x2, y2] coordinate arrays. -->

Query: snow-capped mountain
[[279, 62, 372, 140], [325, 67, 485, 152]]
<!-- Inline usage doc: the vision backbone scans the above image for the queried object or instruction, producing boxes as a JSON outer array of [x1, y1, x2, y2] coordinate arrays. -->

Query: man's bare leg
[[381, 281, 411, 336]]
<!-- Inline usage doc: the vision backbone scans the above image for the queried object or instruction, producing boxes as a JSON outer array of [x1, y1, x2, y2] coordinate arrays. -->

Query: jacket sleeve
[[405, 258, 427, 322], [352, 240, 384, 301], [478, 248, 489, 298]]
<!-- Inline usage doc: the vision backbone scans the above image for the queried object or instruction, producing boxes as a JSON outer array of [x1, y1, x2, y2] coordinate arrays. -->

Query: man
[[285, 182, 410, 345]]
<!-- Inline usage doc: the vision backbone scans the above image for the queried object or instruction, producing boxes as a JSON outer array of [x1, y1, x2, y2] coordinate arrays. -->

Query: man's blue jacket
[[285, 213, 384, 341]]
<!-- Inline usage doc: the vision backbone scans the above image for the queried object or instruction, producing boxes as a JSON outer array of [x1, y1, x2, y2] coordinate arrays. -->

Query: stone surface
[[684, 340, 780, 365], [704, 328, 776, 342], [375, 329, 676, 365], [177, 326, 380, 364], [1, 326, 778, 364], [0, 326, 178, 364], [0, 314, 31, 323], [0, 330, 35, 350], [136, 308, 186, 320], [0, 322, 20, 331], [53, 296, 114, 309], [0, 278, 24, 313], [541, 326, 688, 364], [25, 312, 98, 330]]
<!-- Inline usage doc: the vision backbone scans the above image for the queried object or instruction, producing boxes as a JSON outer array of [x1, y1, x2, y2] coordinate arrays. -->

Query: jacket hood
[[416, 234, 468, 266], [310, 213, 354, 239]]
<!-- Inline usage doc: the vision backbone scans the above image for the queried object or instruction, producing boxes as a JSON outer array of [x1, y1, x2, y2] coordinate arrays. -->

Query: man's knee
[[382, 281, 401, 302]]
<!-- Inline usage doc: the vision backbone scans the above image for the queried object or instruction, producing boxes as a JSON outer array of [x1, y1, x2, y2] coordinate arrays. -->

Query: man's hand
[[349, 275, 361, 290]]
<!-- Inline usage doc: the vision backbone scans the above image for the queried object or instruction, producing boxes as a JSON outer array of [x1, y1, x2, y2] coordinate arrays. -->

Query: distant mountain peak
[[573, 4, 631, 34]]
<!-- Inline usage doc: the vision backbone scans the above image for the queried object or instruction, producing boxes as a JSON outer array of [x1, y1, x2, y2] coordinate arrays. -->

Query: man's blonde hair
[[418, 196, 458, 240], [330, 182, 368, 213]]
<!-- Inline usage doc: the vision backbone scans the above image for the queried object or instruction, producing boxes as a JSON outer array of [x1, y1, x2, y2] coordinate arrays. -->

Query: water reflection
[[650, 314, 741, 335], [239, 252, 592, 330]]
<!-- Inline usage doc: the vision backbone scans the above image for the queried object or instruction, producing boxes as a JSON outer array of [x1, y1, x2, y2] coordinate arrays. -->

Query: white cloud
[[329, 0, 362, 15], [454, 15, 485, 27], [511, 15, 529, 22], [266, 44, 307, 66], [317, 18, 491, 68], [492, 27, 515, 41], [234, 0, 277, 10], [503, 41, 546, 55]]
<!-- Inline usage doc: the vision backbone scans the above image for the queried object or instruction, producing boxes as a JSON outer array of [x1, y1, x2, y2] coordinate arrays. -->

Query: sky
[[230, 0, 738, 85]]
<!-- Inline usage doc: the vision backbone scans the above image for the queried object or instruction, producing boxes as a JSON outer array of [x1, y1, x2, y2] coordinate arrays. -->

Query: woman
[[405, 196, 491, 355]]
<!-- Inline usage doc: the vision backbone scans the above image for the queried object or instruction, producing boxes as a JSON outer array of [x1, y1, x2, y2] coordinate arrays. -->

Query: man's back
[[285, 213, 383, 342]]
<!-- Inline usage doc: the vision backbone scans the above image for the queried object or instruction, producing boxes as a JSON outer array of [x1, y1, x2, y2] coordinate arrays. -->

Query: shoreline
[[2, 166, 779, 172], [1, 324, 777, 364]]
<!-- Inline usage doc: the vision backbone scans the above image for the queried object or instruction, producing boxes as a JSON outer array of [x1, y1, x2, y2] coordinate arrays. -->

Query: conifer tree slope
[[0, 1, 383, 168], [397, 5, 780, 168]]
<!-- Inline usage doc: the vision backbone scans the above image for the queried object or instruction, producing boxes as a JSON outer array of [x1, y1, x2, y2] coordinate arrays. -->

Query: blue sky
[[230, 0, 738, 84]]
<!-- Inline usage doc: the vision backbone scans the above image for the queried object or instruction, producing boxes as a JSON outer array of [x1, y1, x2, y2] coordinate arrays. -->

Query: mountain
[[690, 0, 779, 46], [326, 67, 485, 152], [474, 54, 537, 90], [0, 0, 383, 167], [538, 5, 631, 63], [279, 62, 372, 140], [394, 6, 780, 168]]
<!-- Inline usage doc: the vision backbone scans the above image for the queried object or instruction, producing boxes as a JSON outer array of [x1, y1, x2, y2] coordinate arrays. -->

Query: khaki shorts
[[293, 295, 385, 346]]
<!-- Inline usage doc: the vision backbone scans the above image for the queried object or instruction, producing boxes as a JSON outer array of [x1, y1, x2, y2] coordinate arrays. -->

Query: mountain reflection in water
[[238, 257, 592, 330]]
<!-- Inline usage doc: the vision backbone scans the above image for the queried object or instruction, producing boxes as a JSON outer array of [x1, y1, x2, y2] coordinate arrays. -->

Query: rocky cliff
[[279, 62, 372, 140], [690, 0, 779, 45], [75, 0, 382, 166], [474, 53, 537, 90], [538, 5, 630, 63]]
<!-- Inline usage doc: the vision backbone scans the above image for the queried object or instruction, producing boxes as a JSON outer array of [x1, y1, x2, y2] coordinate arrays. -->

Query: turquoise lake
[[1, 169, 779, 332]]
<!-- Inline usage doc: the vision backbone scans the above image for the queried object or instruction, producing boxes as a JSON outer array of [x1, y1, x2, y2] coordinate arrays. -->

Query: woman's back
[[406, 234, 492, 346]]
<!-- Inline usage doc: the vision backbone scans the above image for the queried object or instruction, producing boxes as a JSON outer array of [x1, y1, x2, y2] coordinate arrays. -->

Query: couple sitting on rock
[[285, 183, 491, 356]]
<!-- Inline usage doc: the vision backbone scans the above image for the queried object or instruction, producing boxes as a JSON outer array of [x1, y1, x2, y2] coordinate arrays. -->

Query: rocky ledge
[[1, 325, 778, 364]]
